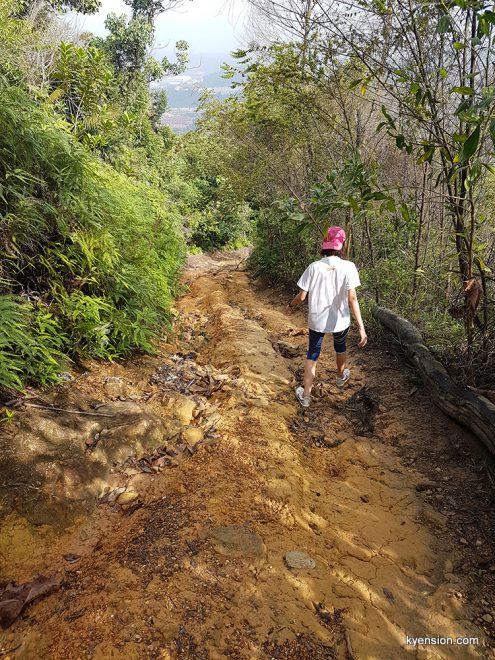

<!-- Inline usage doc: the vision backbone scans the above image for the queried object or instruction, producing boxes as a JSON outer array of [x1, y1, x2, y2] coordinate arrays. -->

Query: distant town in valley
[[153, 53, 238, 134]]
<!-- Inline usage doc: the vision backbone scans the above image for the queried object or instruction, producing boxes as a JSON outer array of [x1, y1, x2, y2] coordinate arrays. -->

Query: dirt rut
[[1, 253, 494, 659]]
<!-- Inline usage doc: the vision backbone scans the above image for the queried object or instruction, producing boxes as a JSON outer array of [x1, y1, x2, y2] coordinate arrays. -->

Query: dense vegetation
[[190, 0, 495, 388], [0, 0, 249, 391], [0, 0, 181, 389]]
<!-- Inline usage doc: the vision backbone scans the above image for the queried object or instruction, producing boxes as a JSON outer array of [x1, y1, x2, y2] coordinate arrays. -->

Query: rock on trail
[[284, 550, 316, 569], [0, 250, 493, 659], [206, 525, 267, 564]]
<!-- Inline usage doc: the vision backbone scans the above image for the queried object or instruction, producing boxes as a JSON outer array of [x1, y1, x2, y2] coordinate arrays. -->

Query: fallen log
[[373, 307, 495, 457]]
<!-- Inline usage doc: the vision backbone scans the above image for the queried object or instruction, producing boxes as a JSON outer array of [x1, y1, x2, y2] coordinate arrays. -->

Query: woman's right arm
[[286, 288, 307, 313]]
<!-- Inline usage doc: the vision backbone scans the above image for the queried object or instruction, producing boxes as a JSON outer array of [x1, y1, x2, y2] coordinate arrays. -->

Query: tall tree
[[124, 0, 189, 22]]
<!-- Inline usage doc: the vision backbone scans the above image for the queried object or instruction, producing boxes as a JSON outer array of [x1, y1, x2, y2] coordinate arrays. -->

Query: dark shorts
[[307, 327, 349, 361]]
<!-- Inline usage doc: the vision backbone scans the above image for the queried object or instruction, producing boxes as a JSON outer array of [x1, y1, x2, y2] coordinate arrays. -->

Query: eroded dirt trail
[[1, 254, 494, 659]]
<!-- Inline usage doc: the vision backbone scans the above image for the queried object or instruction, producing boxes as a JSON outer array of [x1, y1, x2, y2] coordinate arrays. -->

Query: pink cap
[[322, 226, 346, 250]]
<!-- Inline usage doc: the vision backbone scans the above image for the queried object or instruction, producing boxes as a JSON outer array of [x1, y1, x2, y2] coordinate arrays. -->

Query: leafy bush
[[248, 201, 318, 283], [179, 131, 254, 251], [0, 80, 185, 389], [0, 297, 65, 390]]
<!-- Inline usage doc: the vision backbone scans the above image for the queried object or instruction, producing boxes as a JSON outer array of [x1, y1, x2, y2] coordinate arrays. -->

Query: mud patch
[[171, 625, 209, 660], [273, 340, 305, 359], [343, 386, 379, 435], [262, 633, 341, 659], [289, 407, 345, 450], [122, 496, 192, 586]]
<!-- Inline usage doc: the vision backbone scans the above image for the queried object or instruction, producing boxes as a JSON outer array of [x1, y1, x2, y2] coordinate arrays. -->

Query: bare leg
[[336, 352, 346, 378], [303, 359, 317, 398]]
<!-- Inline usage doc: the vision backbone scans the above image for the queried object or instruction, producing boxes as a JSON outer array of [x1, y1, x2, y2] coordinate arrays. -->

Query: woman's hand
[[358, 327, 368, 348], [286, 289, 307, 315]]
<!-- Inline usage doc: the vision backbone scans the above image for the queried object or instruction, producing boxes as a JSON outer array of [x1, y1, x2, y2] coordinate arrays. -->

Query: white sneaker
[[295, 386, 311, 407], [336, 368, 350, 388]]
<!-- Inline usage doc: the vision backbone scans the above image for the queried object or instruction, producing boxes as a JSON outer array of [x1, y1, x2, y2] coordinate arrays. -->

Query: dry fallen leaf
[[123, 501, 142, 517], [188, 384, 205, 394], [137, 460, 153, 474], [464, 278, 483, 315], [152, 456, 169, 469], [107, 487, 126, 504], [99, 487, 126, 505], [314, 602, 335, 624], [0, 576, 60, 628]]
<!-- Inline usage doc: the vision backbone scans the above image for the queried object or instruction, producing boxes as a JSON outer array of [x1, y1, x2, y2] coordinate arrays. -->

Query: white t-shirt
[[297, 256, 361, 333]]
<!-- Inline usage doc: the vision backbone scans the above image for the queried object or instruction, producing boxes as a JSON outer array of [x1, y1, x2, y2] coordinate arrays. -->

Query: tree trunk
[[412, 166, 427, 299], [373, 306, 495, 456]]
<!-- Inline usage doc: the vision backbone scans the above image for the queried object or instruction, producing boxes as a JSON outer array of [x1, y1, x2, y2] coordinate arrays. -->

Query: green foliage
[[162, 40, 189, 76], [188, 202, 252, 252], [50, 42, 117, 147], [0, 0, 202, 392], [124, 0, 186, 23], [249, 159, 405, 287], [180, 131, 254, 251], [0, 296, 64, 390], [93, 13, 188, 110], [0, 0, 47, 85], [0, 80, 185, 389], [0, 296, 31, 391], [20, 0, 101, 15], [311, 159, 396, 223], [49, 0, 101, 12], [99, 13, 155, 76], [150, 90, 168, 130], [78, 10, 189, 171], [248, 202, 317, 283]]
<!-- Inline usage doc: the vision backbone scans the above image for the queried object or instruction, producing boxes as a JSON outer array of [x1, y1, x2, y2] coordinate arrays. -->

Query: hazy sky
[[70, 0, 249, 54]]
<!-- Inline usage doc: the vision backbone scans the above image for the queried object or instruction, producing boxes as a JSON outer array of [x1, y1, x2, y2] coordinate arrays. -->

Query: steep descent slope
[[1, 252, 494, 659]]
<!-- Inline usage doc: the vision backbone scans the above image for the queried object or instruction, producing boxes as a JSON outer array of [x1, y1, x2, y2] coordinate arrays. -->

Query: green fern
[[0, 296, 27, 391]]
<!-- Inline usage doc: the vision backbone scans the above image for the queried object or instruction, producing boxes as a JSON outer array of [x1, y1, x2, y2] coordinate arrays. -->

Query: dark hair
[[321, 249, 342, 257]]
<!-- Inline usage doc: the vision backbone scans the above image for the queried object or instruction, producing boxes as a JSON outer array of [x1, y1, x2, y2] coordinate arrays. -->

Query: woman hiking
[[287, 226, 368, 408]]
